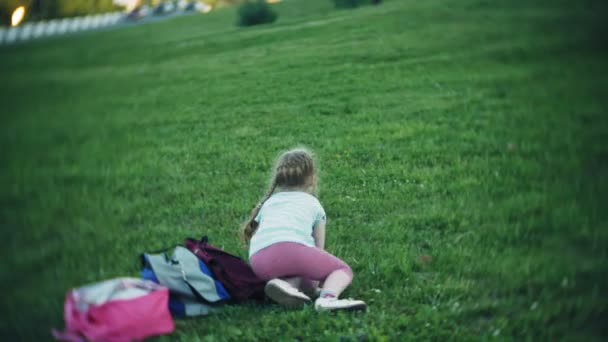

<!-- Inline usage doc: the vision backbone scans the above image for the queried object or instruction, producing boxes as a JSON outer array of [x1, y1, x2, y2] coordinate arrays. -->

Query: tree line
[[1, 0, 120, 26], [1, 0, 252, 27]]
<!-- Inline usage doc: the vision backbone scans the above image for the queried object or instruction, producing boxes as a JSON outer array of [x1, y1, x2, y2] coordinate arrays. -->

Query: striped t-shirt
[[249, 191, 326, 258]]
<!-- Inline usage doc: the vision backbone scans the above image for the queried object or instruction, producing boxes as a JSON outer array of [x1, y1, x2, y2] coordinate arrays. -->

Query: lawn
[[1, 0, 607, 340]]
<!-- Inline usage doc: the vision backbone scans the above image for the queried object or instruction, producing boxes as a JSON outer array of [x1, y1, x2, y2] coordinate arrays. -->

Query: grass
[[1, 0, 607, 340]]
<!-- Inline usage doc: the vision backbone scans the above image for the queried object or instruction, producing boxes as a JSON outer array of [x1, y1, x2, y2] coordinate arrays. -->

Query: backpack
[[140, 246, 230, 317], [184, 236, 266, 301], [53, 278, 174, 342]]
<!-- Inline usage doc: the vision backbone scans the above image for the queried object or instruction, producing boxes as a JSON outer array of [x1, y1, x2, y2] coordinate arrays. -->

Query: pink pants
[[250, 242, 353, 286]]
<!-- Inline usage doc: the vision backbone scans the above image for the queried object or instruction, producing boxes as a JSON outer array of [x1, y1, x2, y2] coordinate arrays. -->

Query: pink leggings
[[250, 242, 353, 287]]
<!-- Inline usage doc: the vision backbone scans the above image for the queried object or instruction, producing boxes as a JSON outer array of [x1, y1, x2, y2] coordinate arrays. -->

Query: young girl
[[243, 148, 366, 312]]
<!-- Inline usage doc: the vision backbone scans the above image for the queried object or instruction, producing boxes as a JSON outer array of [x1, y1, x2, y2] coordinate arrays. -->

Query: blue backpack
[[141, 246, 231, 317]]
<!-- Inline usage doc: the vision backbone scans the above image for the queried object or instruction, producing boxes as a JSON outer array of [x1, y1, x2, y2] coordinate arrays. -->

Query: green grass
[[1, 0, 607, 340]]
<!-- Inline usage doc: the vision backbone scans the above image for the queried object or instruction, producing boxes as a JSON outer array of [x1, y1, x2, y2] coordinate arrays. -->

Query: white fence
[[0, 12, 124, 46]]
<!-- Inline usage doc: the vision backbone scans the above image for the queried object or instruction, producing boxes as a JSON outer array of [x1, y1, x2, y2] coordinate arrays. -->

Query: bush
[[237, 1, 278, 27], [332, 0, 381, 9]]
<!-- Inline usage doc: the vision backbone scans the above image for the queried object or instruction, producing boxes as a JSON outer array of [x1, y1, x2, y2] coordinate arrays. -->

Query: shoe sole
[[316, 302, 368, 313], [265, 282, 311, 309]]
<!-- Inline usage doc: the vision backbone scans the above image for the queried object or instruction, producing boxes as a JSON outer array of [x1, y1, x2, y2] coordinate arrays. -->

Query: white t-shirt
[[249, 191, 326, 258]]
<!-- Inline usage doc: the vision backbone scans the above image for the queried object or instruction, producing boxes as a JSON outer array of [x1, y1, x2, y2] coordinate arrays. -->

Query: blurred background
[[1, 0, 216, 25], [0, 0, 606, 340], [0, 0, 247, 45]]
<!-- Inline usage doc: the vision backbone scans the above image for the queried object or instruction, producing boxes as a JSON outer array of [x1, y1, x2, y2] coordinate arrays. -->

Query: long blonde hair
[[241, 147, 317, 243]]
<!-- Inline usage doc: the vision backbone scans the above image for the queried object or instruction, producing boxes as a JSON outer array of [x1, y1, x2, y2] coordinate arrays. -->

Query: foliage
[[0, 0, 607, 340], [201, 0, 220, 8], [237, 0, 277, 27], [0, 0, 121, 23], [46, 0, 120, 18], [332, 0, 381, 9]]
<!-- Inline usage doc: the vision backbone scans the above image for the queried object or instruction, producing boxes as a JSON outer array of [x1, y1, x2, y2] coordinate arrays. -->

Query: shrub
[[237, 1, 278, 27], [332, 0, 381, 9]]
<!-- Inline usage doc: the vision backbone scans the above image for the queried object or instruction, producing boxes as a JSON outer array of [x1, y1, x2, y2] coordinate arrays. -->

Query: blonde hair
[[241, 147, 317, 243]]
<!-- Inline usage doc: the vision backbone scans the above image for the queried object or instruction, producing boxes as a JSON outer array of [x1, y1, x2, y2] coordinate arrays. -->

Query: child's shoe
[[264, 279, 311, 308], [314, 297, 367, 312]]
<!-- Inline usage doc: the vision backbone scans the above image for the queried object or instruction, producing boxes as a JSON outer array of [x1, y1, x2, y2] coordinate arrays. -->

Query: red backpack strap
[[184, 236, 208, 255]]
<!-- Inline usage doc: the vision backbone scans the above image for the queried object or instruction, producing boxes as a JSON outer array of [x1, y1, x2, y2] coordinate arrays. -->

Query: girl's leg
[[250, 242, 354, 298], [278, 277, 320, 298], [320, 269, 352, 298], [281, 277, 302, 289], [251, 242, 365, 311], [251, 247, 315, 306]]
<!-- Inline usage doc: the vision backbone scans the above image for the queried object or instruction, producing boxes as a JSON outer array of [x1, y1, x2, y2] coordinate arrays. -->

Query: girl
[[243, 148, 366, 312]]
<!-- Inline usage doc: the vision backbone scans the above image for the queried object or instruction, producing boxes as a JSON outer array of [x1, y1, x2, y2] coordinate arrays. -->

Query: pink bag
[[53, 278, 175, 342]]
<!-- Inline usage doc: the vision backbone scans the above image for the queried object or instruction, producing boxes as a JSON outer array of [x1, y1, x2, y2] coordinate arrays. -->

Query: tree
[[53, 0, 119, 18], [1, 0, 121, 24]]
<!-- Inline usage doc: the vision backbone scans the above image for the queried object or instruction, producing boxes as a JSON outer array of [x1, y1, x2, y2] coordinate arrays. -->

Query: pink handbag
[[53, 278, 175, 342]]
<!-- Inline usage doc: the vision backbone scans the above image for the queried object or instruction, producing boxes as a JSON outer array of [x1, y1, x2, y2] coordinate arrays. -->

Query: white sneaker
[[264, 279, 311, 308], [314, 297, 367, 312]]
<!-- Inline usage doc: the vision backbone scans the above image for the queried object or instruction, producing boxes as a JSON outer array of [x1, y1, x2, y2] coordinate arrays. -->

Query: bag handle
[[137, 245, 176, 271]]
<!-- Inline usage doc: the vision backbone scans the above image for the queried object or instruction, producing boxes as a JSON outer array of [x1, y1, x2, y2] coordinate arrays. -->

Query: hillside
[[0, 0, 606, 340]]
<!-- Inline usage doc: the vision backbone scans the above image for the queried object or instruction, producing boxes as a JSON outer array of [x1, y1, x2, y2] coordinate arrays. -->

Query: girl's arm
[[313, 221, 326, 250]]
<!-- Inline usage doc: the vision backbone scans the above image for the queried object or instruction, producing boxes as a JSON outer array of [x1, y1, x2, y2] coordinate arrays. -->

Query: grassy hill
[[1, 0, 606, 340]]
